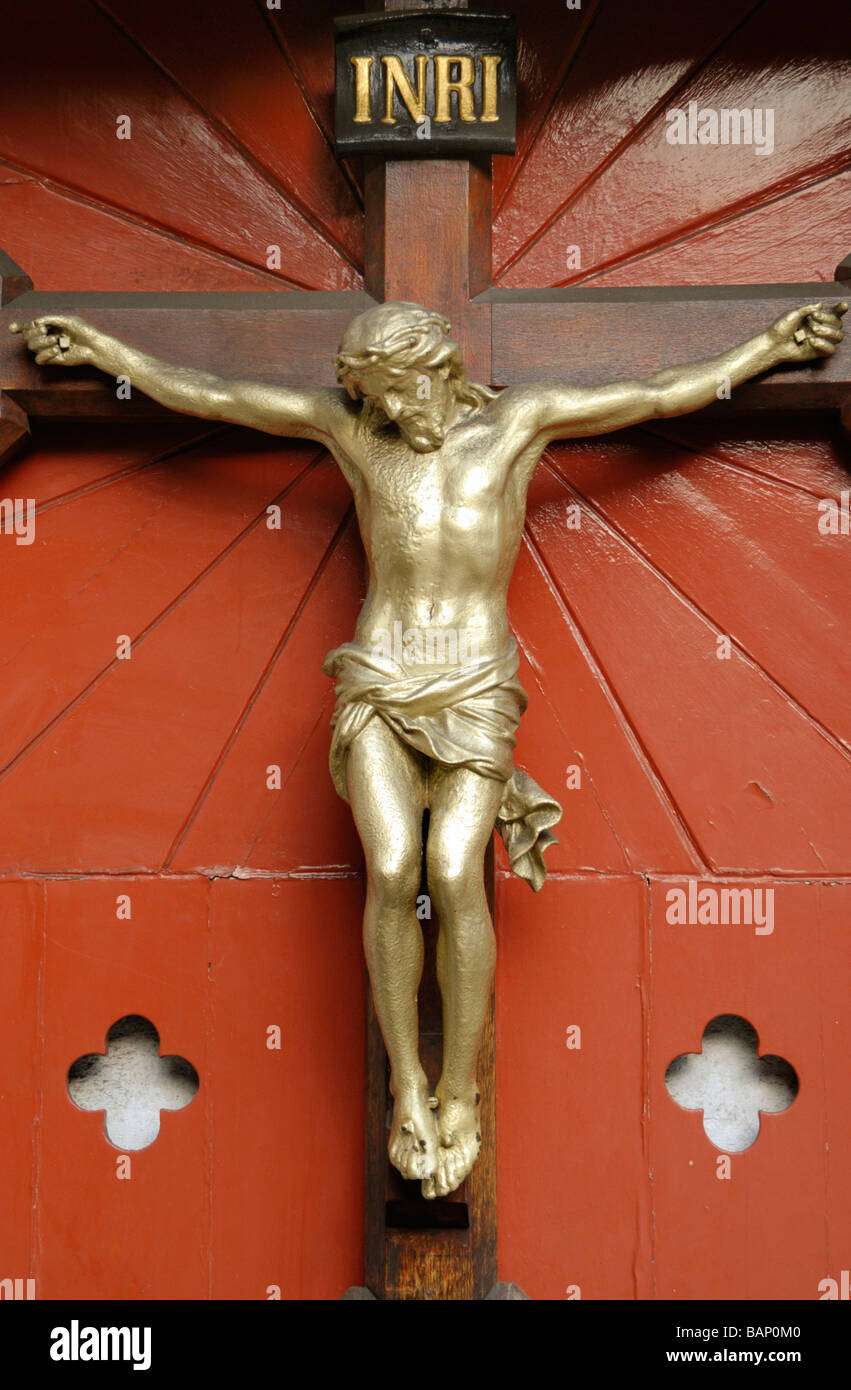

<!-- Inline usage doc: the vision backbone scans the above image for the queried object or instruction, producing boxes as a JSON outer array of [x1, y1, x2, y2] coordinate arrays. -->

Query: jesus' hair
[[334, 301, 496, 410]]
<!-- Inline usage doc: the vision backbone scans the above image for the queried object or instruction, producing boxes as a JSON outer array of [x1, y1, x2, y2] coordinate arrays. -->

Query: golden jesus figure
[[11, 296, 845, 1198]]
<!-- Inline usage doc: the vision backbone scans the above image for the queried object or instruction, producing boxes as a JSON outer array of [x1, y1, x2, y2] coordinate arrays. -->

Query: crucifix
[[1, 2, 848, 1303]]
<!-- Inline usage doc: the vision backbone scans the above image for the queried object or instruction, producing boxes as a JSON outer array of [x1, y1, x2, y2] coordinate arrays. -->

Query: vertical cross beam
[[348, 0, 506, 1303], [364, 156, 492, 382]]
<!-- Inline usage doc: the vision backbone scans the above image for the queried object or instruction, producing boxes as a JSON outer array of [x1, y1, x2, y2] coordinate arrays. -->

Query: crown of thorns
[[334, 310, 456, 381]]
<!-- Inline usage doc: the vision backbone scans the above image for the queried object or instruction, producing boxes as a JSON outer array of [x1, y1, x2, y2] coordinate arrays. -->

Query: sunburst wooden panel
[[1, 0, 849, 1301]]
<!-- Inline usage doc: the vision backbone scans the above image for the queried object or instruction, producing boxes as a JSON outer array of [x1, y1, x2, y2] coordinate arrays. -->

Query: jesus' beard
[[400, 419, 445, 452]]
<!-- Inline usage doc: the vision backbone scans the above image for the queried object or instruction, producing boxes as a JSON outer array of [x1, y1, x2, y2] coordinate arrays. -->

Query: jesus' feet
[[388, 1084, 440, 1182], [421, 1089, 482, 1199]]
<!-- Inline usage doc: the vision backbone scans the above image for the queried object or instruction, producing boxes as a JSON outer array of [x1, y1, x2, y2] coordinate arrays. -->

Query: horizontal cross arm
[[482, 278, 851, 411], [0, 289, 377, 422]]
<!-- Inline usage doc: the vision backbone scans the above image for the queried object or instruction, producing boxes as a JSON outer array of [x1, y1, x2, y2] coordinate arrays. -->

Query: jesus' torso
[[326, 394, 543, 673]]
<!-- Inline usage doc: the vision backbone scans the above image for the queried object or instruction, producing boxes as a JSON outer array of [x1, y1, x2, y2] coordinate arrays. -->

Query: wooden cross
[[1, 0, 849, 1302]]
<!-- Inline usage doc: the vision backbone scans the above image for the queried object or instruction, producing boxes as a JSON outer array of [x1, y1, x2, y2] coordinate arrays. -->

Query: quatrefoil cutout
[[665, 1014, 798, 1152], [67, 1015, 199, 1151]]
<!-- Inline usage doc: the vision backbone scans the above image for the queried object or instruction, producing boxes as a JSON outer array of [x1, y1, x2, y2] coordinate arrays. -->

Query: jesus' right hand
[[10, 314, 101, 368]]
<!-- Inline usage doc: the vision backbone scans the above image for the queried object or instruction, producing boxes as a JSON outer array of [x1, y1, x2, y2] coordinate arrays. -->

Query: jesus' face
[[354, 362, 455, 453]]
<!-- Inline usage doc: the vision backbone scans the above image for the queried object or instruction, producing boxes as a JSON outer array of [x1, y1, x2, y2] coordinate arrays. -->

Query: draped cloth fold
[[322, 636, 562, 891]]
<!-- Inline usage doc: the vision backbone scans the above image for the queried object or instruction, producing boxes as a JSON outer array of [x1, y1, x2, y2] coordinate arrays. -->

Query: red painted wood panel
[[544, 428, 851, 746], [492, 0, 600, 212], [0, 164, 300, 293], [98, 0, 363, 269], [0, 1, 848, 1306], [497, 876, 650, 1300], [0, 419, 216, 508], [0, 2, 360, 292], [524, 461, 851, 873], [0, 881, 43, 1285], [208, 878, 364, 1299], [0, 442, 352, 871], [494, 0, 758, 281], [585, 171, 851, 289], [38, 876, 210, 1299], [648, 415, 851, 499], [506, 539, 703, 874], [649, 880, 851, 1299], [2, 875, 365, 1299], [172, 518, 363, 874], [497, 0, 849, 290]]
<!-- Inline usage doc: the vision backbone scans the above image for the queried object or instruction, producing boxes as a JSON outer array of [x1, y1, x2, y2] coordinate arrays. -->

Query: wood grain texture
[[6, 280, 849, 429], [0, 162, 298, 293], [95, 0, 363, 268], [0, 290, 375, 420], [0, 1, 361, 291], [497, 0, 850, 289], [364, 157, 492, 383], [487, 283, 851, 409]]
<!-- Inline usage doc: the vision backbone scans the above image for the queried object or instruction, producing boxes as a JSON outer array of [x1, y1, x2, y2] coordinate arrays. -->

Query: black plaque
[[334, 10, 516, 158]]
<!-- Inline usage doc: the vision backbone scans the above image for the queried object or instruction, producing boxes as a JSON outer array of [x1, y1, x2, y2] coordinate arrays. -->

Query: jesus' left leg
[[422, 764, 505, 1199]]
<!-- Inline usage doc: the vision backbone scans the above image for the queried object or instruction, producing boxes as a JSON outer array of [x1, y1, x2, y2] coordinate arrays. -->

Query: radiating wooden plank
[[0, 166, 293, 292], [172, 518, 363, 874], [0, 449, 351, 870], [583, 171, 851, 289], [646, 414, 851, 500], [525, 464, 851, 873], [0, 2, 360, 290], [265, 0, 362, 187], [98, 0, 364, 268], [492, 0, 600, 212], [544, 430, 851, 745], [0, 440, 324, 775], [507, 537, 705, 874], [0, 420, 222, 504], [499, 0, 848, 288], [494, 0, 757, 280]]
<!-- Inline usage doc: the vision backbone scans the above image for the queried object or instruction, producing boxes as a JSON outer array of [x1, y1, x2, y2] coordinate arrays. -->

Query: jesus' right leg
[[346, 718, 437, 1182]]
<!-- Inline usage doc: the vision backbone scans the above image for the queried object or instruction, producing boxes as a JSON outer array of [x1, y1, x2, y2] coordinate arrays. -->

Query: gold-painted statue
[[11, 297, 846, 1198]]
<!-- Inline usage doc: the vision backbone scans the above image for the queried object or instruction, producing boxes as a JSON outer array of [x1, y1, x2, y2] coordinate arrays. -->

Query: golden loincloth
[[321, 637, 562, 891]]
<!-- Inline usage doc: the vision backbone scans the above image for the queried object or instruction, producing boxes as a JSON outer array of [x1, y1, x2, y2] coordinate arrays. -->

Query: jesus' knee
[[367, 843, 421, 915], [426, 838, 487, 922]]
